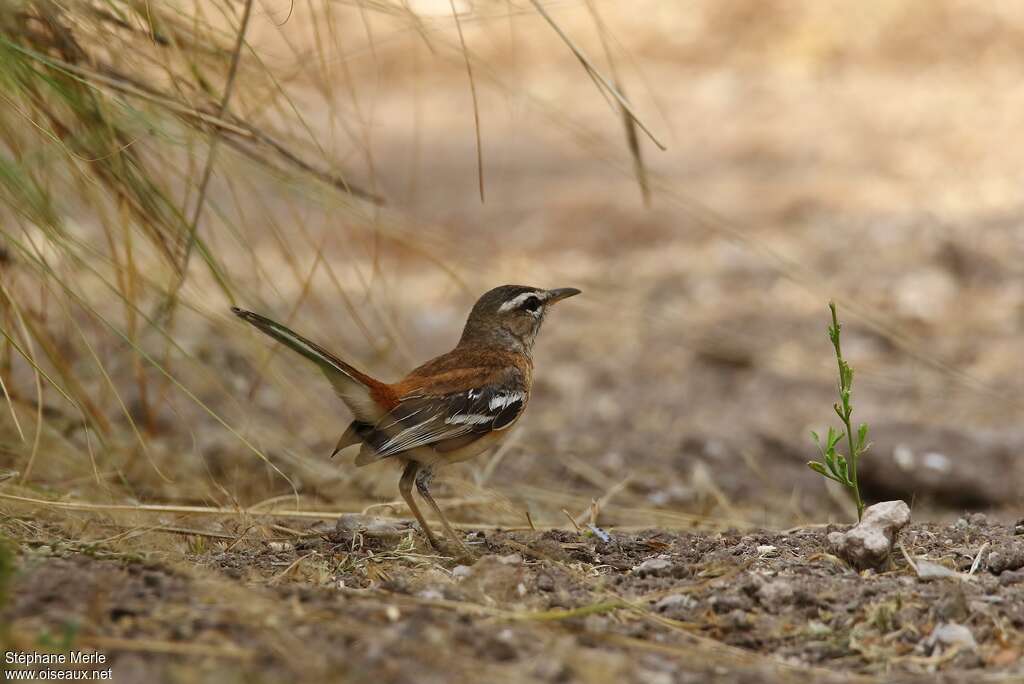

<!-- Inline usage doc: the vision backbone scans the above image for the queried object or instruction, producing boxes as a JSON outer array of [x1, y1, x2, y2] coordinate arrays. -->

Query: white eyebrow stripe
[[498, 291, 543, 313]]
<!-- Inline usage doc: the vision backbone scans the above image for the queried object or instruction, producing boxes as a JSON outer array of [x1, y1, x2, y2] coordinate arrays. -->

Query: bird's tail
[[231, 307, 389, 422]]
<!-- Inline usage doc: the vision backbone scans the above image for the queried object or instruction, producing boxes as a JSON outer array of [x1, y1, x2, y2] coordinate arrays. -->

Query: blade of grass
[[176, 0, 254, 288], [527, 0, 665, 151], [0, 283, 45, 484], [1, 232, 295, 495], [583, 0, 649, 206], [0, 352, 25, 443], [64, 301, 170, 483], [449, 0, 484, 202]]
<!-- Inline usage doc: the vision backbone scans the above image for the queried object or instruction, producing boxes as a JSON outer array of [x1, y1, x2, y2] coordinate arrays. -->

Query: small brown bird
[[231, 285, 580, 554]]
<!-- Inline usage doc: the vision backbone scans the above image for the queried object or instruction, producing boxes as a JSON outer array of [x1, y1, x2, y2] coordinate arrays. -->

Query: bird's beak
[[545, 287, 582, 304]]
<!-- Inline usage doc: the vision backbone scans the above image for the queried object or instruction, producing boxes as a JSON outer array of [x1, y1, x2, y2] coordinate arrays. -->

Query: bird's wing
[[353, 369, 527, 464]]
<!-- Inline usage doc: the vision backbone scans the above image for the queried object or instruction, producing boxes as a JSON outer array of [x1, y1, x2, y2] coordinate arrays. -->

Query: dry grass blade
[[0, 290, 45, 484], [527, 0, 665, 151], [0, 492, 698, 535], [63, 303, 167, 483], [97, 65, 383, 205], [173, 0, 256, 307], [449, 0, 485, 202], [583, 0, 649, 206], [572, 475, 631, 527], [0, 363, 25, 442]]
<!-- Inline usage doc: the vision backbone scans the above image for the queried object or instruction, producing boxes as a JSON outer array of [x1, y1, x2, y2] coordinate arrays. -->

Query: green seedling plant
[[809, 302, 870, 521]]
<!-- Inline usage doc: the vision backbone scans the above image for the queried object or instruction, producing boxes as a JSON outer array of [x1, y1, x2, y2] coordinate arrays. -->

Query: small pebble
[[928, 622, 977, 651], [915, 559, 960, 581], [654, 594, 696, 612], [632, 557, 673, 577], [987, 543, 1024, 574], [998, 569, 1024, 586], [806, 620, 832, 636]]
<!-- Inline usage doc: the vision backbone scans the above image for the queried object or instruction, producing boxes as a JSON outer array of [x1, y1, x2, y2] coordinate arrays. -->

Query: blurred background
[[2, 0, 1024, 534]]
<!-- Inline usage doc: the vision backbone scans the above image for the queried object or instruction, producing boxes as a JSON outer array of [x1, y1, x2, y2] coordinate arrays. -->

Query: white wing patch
[[489, 390, 525, 411], [446, 390, 523, 427], [368, 386, 526, 458]]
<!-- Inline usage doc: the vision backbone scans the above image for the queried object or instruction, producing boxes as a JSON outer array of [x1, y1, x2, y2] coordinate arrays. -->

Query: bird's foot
[[422, 531, 475, 562]]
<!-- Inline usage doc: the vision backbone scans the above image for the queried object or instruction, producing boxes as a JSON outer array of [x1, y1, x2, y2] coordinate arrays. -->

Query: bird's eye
[[521, 295, 542, 312]]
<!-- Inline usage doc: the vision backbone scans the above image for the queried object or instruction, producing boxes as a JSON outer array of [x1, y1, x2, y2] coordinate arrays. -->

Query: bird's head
[[458, 284, 581, 353]]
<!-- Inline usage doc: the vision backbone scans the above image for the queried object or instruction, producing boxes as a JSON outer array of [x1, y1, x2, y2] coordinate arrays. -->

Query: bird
[[231, 284, 581, 555]]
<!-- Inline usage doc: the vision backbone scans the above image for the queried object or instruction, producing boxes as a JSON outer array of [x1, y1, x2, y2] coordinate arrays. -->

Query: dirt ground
[[3, 0, 1024, 682], [5, 513, 1024, 683]]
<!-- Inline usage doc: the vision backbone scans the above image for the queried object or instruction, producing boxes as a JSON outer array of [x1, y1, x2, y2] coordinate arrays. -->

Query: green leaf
[[828, 428, 844, 450], [808, 461, 844, 484], [856, 423, 869, 452], [836, 455, 849, 482]]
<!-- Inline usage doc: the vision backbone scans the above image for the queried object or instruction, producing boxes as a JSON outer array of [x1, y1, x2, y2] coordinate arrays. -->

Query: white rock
[[633, 557, 673, 576], [928, 622, 977, 651], [915, 559, 961, 581], [828, 500, 911, 570], [806, 620, 832, 636], [654, 594, 696, 612]]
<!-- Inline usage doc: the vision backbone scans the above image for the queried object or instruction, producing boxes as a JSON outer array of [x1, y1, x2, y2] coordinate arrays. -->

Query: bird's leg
[[399, 461, 442, 551], [415, 466, 472, 557]]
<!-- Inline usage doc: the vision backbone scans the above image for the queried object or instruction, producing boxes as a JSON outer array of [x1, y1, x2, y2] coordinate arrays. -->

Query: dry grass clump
[[0, 1, 400, 511]]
